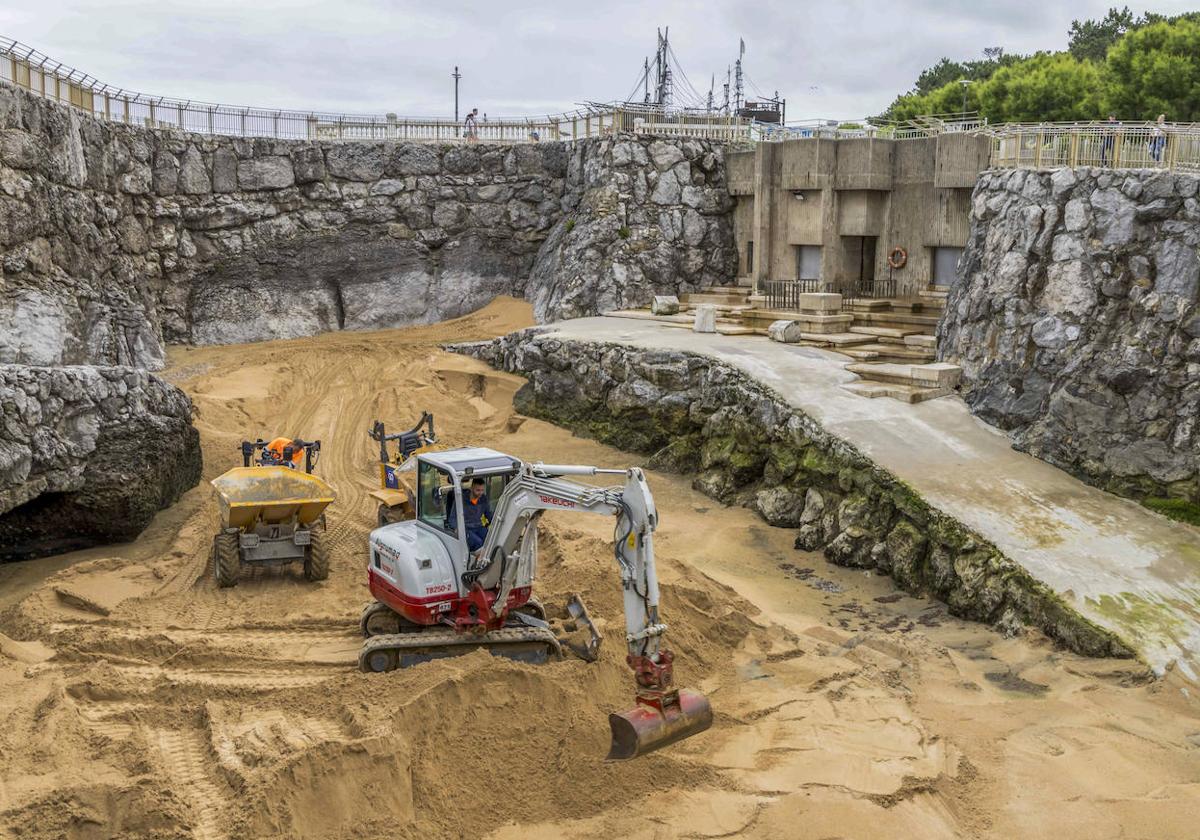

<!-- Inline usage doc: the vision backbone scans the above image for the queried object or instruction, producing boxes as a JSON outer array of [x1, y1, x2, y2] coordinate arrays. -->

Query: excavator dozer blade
[[607, 689, 712, 761], [558, 593, 602, 662]]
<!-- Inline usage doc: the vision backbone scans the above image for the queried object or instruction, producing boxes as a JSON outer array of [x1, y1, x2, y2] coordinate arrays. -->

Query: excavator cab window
[[418, 461, 459, 538]]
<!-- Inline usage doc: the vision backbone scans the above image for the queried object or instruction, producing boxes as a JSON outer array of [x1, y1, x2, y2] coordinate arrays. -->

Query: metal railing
[[0, 35, 621, 143], [763, 279, 829, 310], [987, 121, 1200, 173], [6, 34, 1200, 169]]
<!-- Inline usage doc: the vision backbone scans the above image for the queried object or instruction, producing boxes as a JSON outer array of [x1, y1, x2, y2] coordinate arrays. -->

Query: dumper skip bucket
[[607, 688, 712, 760]]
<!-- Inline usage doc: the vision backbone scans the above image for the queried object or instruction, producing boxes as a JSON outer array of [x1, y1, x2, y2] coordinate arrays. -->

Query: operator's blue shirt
[[462, 493, 492, 532]]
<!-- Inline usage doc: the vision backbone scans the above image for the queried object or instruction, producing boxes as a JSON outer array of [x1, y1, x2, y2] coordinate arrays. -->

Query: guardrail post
[[240, 108, 246, 136], [1069, 131, 1078, 166], [1034, 130, 1043, 168]]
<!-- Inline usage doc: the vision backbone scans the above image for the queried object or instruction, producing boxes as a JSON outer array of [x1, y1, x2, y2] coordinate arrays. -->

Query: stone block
[[910, 363, 962, 388], [692, 304, 717, 333], [767, 319, 804, 343], [650, 295, 680, 316], [795, 292, 842, 313]]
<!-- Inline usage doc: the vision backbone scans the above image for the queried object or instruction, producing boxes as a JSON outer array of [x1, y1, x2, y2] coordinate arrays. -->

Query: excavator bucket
[[607, 688, 712, 760]]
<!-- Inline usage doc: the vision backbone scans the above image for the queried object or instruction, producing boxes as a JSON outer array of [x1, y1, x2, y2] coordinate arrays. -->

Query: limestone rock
[[941, 167, 1200, 505], [767, 319, 804, 343], [0, 82, 736, 366], [693, 304, 717, 333], [0, 364, 201, 561], [650, 295, 680, 315], [755, 486, 807, 527]]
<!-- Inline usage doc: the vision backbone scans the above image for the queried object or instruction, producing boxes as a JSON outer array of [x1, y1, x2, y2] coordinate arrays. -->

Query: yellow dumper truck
[[210, 438, 336, 587]]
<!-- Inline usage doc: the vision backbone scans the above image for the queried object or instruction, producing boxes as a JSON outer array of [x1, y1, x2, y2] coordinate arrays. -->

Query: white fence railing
[[987, 122, 1200, 174], [6, 35, 1200, 172]]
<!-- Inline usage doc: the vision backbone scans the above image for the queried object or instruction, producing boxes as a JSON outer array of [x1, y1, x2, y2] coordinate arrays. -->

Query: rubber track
[[358, 626, 562, 670]]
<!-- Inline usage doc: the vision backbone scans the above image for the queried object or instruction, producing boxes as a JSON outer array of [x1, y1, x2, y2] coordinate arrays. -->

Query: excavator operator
[[462, 477, 492, 552]]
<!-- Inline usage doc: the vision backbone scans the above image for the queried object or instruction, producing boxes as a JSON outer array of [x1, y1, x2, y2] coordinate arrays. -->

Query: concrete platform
[[548, 316, 1200, 678]]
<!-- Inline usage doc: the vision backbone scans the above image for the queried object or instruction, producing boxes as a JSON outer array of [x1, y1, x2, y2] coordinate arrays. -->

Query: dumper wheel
[[212, 532, 240, 588], [376, 504, 392, 528], [304, 529, 330, 582]]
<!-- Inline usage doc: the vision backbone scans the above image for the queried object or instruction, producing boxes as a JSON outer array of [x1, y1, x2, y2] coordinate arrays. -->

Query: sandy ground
[[0, 297, 1198, 840]]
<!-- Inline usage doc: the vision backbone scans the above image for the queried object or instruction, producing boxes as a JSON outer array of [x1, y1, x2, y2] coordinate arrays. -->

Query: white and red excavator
[[358, 446, 712, 759]]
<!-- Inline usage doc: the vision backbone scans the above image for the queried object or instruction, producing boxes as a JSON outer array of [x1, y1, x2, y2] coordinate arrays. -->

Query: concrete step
[[845, 362, 962, 389], [904, 334, 938, 349], [849, 326, 923, 340], [659, 321, 758, 336], [742, 310, 854, 334], [841, 348, 882, 361], [851, 343, 937, 363], [920, 289, 949, 300], [887, 298, 944, 314], [680, 303, 752, 315], [604, 310, 741, 327], [680, 293, 753, 307], [800, 332, 876, 347], [929, 284, 952, 294], [843, 299, 891, 311], [841, 381, 953, 404], [850, 311, 941, 329]]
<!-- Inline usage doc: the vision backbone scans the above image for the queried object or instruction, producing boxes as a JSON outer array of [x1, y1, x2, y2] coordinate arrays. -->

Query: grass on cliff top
[[1142, 497, 1200, 527]]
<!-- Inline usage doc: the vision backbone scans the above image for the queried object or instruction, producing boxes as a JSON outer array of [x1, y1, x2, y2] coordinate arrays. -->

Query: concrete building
[[727, 134, 992, 300]]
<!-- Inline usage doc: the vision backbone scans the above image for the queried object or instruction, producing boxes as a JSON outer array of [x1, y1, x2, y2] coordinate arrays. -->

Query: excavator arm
[[471, 462, 712, 759]]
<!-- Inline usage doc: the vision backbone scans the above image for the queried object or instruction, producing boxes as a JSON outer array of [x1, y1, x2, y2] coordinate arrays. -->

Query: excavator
[[359, 447, 712, 760]]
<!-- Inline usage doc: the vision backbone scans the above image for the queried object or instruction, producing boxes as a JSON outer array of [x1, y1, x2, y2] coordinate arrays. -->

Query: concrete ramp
[[537, 317, 1200, 678]]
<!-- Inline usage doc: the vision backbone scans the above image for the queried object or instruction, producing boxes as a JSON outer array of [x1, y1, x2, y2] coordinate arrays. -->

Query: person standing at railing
[[464, 107, 479, 142], [1100, 115, 1120, 165], [1149, 114, 1167, 164]]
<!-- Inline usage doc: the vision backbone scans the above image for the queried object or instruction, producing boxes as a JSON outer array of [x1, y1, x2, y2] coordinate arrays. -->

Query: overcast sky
[[2, 1, 1197, 120]]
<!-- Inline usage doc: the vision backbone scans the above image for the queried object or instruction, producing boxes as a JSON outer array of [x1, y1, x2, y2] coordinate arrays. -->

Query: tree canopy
[[876, 9, 1200, 124]]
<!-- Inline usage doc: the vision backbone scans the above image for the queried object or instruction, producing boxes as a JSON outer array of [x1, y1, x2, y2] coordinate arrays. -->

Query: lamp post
[[958, 78, 972, 116], [453, 66, 461, 123]]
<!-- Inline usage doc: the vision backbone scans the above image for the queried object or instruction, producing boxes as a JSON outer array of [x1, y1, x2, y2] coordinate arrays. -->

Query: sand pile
[[1, 297, 1198, 839]]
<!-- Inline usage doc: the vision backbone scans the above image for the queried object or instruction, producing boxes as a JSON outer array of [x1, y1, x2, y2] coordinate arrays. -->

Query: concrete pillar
[[751, 141, 778, 296]]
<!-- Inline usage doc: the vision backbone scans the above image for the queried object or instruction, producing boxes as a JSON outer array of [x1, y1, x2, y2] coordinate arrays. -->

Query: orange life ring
[[887, 247, 908, 270]]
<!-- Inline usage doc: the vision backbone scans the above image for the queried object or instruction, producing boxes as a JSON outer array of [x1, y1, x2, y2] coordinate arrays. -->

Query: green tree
[[913, 58, 970, 95], [1068, 6, 1136, 62], [979, 52, 1102, 122], [1103, 18, 1200, 120], [880, 48, 1018, 121]]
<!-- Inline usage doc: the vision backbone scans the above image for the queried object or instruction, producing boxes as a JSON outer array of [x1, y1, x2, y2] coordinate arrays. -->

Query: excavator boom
[[477, 462, 712, 759]]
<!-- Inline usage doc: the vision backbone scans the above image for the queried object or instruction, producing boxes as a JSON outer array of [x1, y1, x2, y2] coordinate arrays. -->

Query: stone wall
[[0, 364, 202, 560], [940, 168, 1199, 507], [0, 80, 736, 368], [457, 330, 1132, 660]]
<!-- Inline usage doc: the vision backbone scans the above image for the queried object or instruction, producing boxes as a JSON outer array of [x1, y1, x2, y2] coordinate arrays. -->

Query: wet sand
[[1, 298, 1197, 839]]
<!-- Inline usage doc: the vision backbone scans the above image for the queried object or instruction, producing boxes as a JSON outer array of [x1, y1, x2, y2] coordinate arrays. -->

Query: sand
[[0, 296, 1198, 839]]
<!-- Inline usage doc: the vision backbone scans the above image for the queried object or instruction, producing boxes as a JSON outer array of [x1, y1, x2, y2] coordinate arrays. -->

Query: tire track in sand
[[150, 727, 228, 840]]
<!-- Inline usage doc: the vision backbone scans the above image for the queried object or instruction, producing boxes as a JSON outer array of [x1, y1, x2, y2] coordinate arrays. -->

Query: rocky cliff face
[[0, 82, 736, 367], [529, 137, 736, 321], [0, 364, 202, 560], [940, 168, 1200, 507]]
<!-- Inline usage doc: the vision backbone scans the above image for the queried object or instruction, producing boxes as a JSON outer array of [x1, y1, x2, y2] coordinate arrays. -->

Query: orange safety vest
[[266, 437, 303, 467]]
